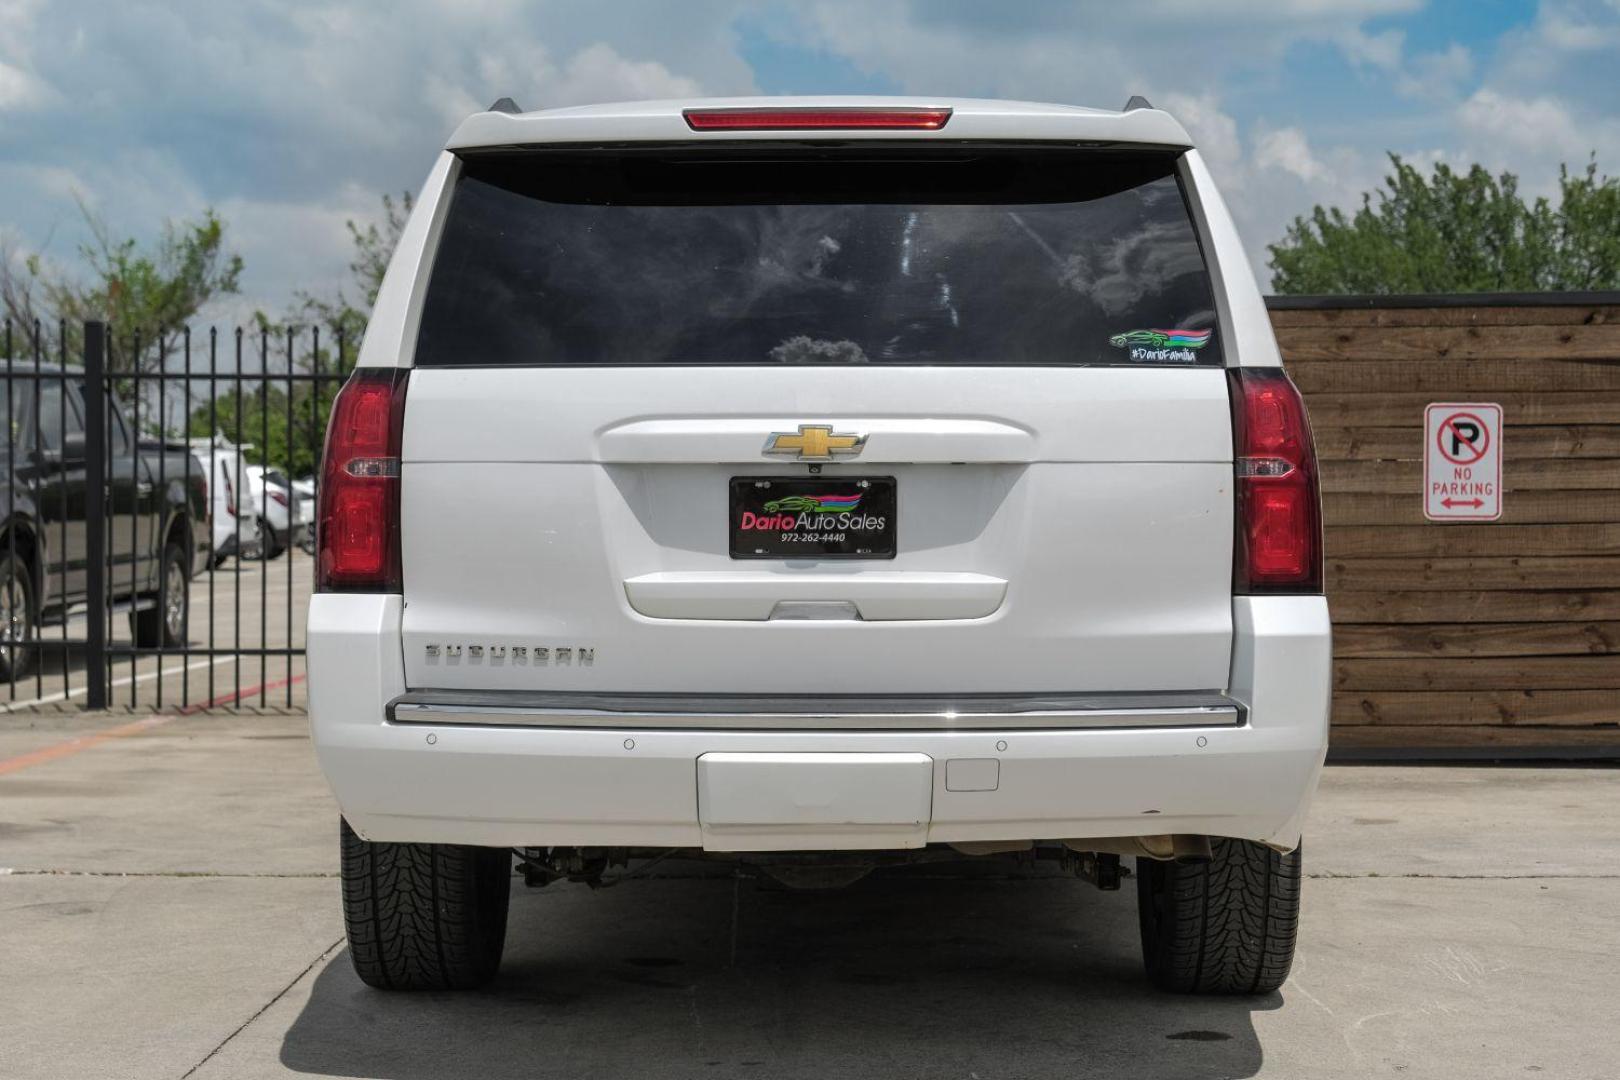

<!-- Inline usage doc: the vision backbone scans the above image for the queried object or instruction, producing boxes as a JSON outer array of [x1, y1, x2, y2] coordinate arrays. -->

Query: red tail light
[[683, 107, 952, 131], [317, 369, 409, 592], [1229, 369, 1322, 593]]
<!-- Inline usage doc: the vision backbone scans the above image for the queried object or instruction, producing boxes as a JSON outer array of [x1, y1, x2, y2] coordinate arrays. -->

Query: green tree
[[1268, 155, 1620, 294], [1, 200, 243, 370]]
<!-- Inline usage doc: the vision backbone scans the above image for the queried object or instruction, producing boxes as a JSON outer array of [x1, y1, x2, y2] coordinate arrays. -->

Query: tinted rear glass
[[416, 147, 1222, 367]]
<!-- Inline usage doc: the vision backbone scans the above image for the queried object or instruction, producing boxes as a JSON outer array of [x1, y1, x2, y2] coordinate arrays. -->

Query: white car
[[290, 476, 316, 552], [188, 437, 264, 563], [308, 96, 1331, 994], [243, 465, 310, 558]]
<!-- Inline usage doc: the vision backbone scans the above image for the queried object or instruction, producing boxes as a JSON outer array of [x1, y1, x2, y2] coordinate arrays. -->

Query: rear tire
[[234, 516, 265, 562], [132, 541, 189, 648], [1136, 837, 1301, 995], [0, 552, 36, 682], [340, 818, 512, 991]]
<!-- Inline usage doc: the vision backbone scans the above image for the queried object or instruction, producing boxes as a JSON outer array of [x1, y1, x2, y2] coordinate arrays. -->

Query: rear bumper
[[308, 595, 1330, 851], [213, 529, 242, 561], [270, 521, 311, 553]]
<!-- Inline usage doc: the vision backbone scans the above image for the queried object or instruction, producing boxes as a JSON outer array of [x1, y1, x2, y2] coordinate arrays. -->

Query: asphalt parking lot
[[2, 711, 1617, 1080]]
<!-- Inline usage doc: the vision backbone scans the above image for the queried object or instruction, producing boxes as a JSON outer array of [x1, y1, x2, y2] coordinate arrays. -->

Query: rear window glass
[[415, 147, 1222, 367]]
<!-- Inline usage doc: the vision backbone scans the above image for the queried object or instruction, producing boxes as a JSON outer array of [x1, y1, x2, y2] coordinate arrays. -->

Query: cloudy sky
[[2, 0, 1618, 321]]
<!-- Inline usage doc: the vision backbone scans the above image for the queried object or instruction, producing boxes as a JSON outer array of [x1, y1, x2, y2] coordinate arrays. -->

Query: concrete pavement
[[2, 710, 1617, 1079]]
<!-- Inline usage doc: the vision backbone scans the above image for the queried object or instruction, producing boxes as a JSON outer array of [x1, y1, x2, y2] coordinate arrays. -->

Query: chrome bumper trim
[[387, 690, 1244, 732]]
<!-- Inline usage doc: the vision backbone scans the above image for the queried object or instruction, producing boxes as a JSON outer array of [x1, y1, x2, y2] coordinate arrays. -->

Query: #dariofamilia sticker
[[1108, 327, 1212, 363]]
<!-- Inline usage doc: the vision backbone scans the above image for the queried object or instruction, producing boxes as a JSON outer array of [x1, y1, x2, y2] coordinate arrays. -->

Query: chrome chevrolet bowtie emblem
[[763, 424, 866, 461]]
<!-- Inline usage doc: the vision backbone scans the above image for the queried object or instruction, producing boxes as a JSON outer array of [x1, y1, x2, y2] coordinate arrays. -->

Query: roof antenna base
[[1123, 95, 1153, 111], [489, 97, 522, 114]]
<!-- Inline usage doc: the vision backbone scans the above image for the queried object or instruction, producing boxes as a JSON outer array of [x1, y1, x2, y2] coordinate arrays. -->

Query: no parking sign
[[1424, 403, 1502, 521]]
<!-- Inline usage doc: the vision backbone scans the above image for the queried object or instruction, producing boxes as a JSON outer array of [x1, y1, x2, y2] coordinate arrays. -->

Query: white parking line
[[1, 654, 238, 713]]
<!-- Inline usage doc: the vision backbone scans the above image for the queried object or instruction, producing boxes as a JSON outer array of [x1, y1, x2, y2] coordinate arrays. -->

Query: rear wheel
[[234, 516, 265, 561], [340, 818, 512, 990], [1136, 837, 1301, 995], [132, 541, 189, 648], [0, 553, 36, 682]]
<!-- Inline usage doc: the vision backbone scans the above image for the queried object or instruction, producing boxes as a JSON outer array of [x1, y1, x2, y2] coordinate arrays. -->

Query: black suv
[[2, 366, 211, 678]]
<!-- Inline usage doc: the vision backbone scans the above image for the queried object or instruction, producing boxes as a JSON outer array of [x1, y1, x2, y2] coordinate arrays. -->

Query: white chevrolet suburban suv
[[309, 96, 1331, 996]]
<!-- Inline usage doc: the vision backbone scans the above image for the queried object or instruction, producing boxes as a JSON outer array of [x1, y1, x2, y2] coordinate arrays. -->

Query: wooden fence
[[1269, 292, 1620, 756]]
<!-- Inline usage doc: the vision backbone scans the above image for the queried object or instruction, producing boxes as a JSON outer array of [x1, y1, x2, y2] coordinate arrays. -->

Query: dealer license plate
[[729, 477, 896, 559]]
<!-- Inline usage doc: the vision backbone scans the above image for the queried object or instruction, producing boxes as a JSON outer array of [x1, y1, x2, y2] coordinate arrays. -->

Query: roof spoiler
[[1123, 95, 1153, 112]]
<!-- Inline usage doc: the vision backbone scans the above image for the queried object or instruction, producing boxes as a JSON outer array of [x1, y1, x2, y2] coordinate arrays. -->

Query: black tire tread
[[0, 552, 35, 682], [132, 541, 187, 648], [1137, 837, 1301, 995], [340, 818, 511, 990]]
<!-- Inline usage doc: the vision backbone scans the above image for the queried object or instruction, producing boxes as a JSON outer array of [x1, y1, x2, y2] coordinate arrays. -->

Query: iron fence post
[[83, 321, 108, 709]]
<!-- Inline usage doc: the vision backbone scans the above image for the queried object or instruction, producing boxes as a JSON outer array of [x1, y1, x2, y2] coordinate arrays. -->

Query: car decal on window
[[1109, 327, 1212, 363], [1108, 328, 1212, 349]]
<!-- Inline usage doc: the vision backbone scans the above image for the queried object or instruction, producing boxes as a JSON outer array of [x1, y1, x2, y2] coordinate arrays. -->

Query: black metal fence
[[1, 319, 348, 711]]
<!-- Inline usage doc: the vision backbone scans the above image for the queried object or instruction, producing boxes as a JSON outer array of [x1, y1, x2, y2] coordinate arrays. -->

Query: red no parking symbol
[[1437, 411, 1490, 465]]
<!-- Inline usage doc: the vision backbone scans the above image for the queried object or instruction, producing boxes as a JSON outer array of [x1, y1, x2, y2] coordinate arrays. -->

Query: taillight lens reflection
[[317, 369, 409, 592], [1229, 369, 1322, 593]]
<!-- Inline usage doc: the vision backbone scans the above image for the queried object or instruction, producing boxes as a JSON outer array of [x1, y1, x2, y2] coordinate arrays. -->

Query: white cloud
[[1538, 0, 1620, 50], [1254, 127, 1331, 183], [0, 161, 86, 202], [0, 0, 44, 53], [422, 40, 703, 130], [0, 58, 48, 109], [551, 42, 703, 106], [1337, 26, 1405, 69], [1396, 43, 1473, 100], [1456, 89, 1590, 159], [1147, 0, 1422, 18], [0, 0, 48, 111], [1161, 92, 1242, 172], [209, 184, 385, 325]]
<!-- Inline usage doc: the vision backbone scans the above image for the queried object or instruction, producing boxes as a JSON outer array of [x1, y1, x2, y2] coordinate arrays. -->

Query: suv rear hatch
[[397, 145, 1234, 695]]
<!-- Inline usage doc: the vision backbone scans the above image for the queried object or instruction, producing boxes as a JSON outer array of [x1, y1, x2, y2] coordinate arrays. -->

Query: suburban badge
[[424, 644, 594, 667]]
